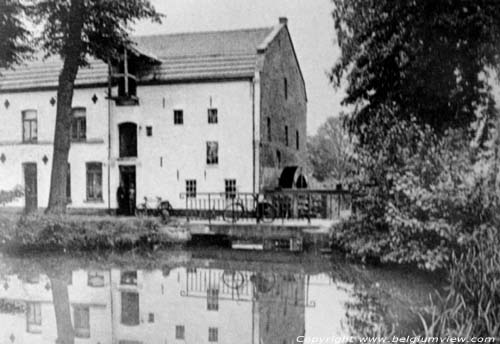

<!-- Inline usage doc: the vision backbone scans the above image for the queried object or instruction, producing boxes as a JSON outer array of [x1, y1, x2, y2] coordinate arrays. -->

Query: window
[[285, 125, 289, 146], [296, 130, 299, 150], [207, 288, 219, 311], [208, 108, 218, 124], [120, 271, 137, 285], [26, 302, 42, 333], [206, 141, 219, 165], [146, 126, 152, 136], [121, 292, 139, 326], [88, 272, 105, 287], [118, 122, 137, 158], [276, 150, 281, 168], [208, 327, 218, 342], [73, 305, 90, 338], [225, 179, 236, 199], [267, 117, 272, 141], [66, 163, 71, 202], [71, 107, 86, 141], [22, 110, 37, 143], [148, 313, 155, 323], [174, 110, 183, 125], [284, 78, 288, 100], [175, 325, 185, 339], [86, 162, 103, 201], [185, 180, 197, 198]]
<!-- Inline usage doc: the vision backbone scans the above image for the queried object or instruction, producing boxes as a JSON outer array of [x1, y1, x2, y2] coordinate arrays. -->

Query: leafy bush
[[333, 118, 497, 270], [0, 213, 173, 251]]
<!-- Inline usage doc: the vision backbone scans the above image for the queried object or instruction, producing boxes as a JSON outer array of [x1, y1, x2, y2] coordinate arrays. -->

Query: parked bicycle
[[135, 196, 173, 219], [223, 195, 276, 223]]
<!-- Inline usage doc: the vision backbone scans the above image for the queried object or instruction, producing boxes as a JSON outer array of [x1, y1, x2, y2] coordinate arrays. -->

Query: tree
[[330, 0, 500, 269], [0, 0, 32, 70], [31, 0, 163, 213], [307, 115, 354, 185], [331, 0, 500, 145]]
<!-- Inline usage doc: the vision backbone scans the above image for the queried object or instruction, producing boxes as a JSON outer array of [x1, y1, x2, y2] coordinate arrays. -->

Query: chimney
[[279, 17, 288, 25]]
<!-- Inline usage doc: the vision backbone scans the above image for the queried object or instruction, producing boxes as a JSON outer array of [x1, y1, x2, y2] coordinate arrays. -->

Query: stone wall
[[258, 24, 307, 190]]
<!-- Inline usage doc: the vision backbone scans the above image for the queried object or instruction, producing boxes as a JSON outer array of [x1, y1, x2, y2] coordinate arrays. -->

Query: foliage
[[307, 115, 355, 185], [0, 185, 23, 205], [420, 226, 500, 338], [0, 0, 32, 69], [331, 0, 500, 144], [333, 119, 497, 270], [0, 213, 185, 251], [30, 0, 163, 66]]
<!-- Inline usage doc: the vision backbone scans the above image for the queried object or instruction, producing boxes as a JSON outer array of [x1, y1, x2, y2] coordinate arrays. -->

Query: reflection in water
[[0, 250, 438, 343]]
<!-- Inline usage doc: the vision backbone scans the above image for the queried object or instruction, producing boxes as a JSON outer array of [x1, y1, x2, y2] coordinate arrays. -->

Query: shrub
[[420, 226, 500, 338], [0, 213, 169, 251], [333, 119, 497, 270]]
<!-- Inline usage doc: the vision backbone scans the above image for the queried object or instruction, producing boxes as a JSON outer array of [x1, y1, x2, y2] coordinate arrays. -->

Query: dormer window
[[110, 47, 160, 106]]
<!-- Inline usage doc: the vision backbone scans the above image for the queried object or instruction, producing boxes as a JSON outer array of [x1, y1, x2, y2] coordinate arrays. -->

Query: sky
[[133, 0, 345, 135]]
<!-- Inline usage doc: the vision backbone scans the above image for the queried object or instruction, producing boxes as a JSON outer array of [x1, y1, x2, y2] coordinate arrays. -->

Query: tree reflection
[[50, 278, 75, 344]]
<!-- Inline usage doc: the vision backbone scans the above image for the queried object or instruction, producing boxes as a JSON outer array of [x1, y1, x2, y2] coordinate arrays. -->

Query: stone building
[[0, 18, 307, 213]]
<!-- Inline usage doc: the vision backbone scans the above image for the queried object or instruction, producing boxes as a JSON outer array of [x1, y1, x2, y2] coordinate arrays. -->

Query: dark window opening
[[296, 130, 299, 150], [285, 125, 289, 146], [267, 117, 272, 141], [208, 108, 218, 124], [146, 126, 152, 136], [73, 305, 90, 338], [174, 110, 184, 125], [26, 302, 42, 333], [86, 162, 102, 201], [119, 122, 137, 158], [207, 288, 219, 311], [207, 141, 219, 165], [66, 163, 71, 202], [121, 292, 139, 326], [176, 325, 185, 339], [225, 179, 236, 199], [71, 107, 86, 141], [276, 150, 281, 168], [22, 110, 37, 143], [284, 78, 288, 100], [88, 272, 105, 287], [120, 271, 137, 285], [186, 180, 197, 198], [208, 327, 219, 342]]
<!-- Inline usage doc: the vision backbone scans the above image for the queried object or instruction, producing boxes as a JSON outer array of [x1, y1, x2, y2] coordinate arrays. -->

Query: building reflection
[[0, 265, 317, 344]]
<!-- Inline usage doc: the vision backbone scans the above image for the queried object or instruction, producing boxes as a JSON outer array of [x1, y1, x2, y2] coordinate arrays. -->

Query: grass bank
[[0, 213, 189, 252]]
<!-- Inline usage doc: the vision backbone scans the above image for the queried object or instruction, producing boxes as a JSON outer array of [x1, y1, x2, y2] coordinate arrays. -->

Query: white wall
[[0, 87, 109, 209], [109, 80, 255, 209], [0, 79, 255, 210]]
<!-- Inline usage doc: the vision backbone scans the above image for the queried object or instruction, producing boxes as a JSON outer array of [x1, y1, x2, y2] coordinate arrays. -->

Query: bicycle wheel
[[223, 203, 244, 223], [259, 202, 276, 223]]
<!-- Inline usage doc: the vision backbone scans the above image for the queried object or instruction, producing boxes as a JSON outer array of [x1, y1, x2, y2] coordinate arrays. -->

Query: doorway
[[23, 162, 37, 213], [118, 166, 136, 215]]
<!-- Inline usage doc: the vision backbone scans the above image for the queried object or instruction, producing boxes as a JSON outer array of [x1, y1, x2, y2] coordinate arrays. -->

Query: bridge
[[170, 189, 352, 252]]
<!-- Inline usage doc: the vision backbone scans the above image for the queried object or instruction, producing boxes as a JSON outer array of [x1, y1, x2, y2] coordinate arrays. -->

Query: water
[[0, 249, 440, 343]]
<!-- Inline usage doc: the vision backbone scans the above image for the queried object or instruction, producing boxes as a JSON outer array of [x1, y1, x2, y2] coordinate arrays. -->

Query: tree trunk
[[46, 0, 84, 214], [51, 278, 75, 344]]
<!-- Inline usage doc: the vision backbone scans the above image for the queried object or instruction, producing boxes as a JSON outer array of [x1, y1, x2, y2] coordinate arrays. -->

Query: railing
[[179, 189, 352, 224]]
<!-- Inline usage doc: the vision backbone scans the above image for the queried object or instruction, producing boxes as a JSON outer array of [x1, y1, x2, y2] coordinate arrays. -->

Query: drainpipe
[[107, 62, 112, 213], [252, 79, 256, 195]]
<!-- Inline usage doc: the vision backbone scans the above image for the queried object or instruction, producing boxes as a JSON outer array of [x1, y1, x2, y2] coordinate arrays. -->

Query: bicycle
[[135, 196, 173, 219], [222, 195, 276, 223]]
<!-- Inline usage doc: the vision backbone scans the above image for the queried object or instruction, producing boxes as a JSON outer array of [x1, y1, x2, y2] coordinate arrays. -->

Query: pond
[[0, 249, 440, 343]]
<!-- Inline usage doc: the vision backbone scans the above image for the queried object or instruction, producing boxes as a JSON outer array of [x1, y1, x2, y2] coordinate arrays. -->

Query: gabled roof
[[0, 26, 277, 92]]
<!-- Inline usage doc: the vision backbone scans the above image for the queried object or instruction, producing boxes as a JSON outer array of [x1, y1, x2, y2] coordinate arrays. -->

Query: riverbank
[[0, 213, 190, 252]]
